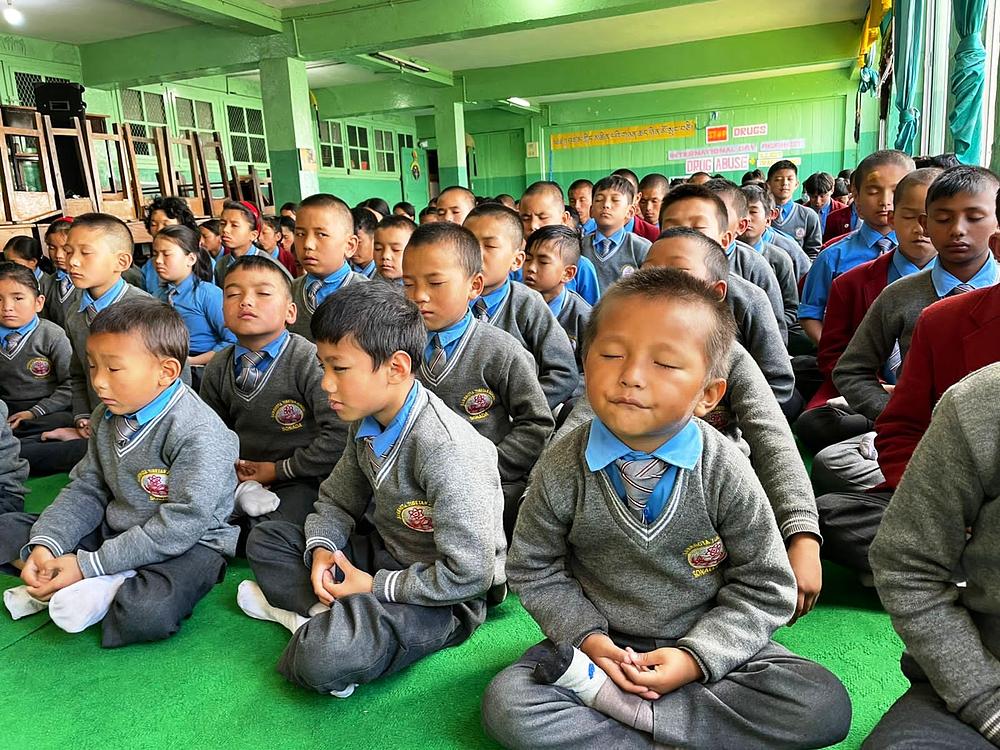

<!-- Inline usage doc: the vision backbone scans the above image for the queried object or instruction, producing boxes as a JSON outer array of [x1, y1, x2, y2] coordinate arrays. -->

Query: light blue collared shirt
[[582, 217, 597, 235], [566, 255, 600, 305], [425, 311, 473, 363], [234, 330, 289, 378], [79, 277, 127, 315], [1, 314, 38, 348], [585, 417, 702, 523], [351, 259, 377, 279], [931, 255, 999, 298], [886, 249, 936, 286], [103, 377, 183, 428], [159, 274, 236, 354], [592, 226, 628, 261], [356, 381, 423, 459], [547, 288, 567, 317], [305, 261, 352, 309], [142, 258, 161, 294], [471, 279, 511, 320]]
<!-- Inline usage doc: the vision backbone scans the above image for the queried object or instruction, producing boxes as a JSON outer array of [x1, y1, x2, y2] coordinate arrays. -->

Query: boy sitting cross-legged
[[238, 281, 506, 698], [0, 298, 239, 647], [481, 267, 851, 750]]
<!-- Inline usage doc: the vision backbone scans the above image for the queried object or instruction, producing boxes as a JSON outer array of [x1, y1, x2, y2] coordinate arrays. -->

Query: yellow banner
[[550, 120, 696, 151]]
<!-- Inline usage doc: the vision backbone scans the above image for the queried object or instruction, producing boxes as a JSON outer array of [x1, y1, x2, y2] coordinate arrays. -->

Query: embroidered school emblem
[[271, 400, 305, 432], [461, 388, 495, 421], [137, 468, 169, 502], [26, 357, 51, 378], [620, 265, 636, 278], [795, 228, 806, 240], [684, 536, 727, 578], [396, 500, 434, 532]]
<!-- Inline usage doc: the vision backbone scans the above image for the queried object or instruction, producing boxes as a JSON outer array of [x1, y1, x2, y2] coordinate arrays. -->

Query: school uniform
[[140, 258, 162, 295], [549, 287, 591, 372], [771, 199, 822, 259], [245, 382, 505, 694], [867, 364, 1000, 749], [564, 255, 600, 305], [39, 270, 79, 329], [471, 279, 579, 409], [0, 380, 239, 647], [726, 273, 795, 406], [213, 246, 290, 288], [761, 227, 812, 281], [350, 259, 377, 279], [816, 198, 847, 235], [0, 316, 74, 442], [728, 241, 787, 340], [0, 401, 28, 514], [200, 331, 347, 529], [799, 223, 898, 324], [482, 418, 850, 750], [758, 241, 798, 329], [580, 227, 651, 294], [156, 274, 236, 357], [287, 261, 368, 341], [417, 314, 553, 535], [823, 203, 858, 245], [628, 214, 660, 243]]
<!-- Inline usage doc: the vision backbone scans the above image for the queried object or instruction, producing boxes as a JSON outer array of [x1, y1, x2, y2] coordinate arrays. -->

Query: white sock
[[3, 585, 49, 620], [330, 684, 356, 699], [234, 481, 281, 518], [551, 647, 609, 706], [237, 580, 309, 634], [47, 570, 136, 634]]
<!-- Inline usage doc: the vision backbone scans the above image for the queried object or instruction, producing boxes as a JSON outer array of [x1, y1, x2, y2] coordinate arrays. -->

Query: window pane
[[333, 147, 345, 169], [176, 97, 195, 128], [246, 108, 265, 136], [386, 153, 396, 172], [227, 105, 245, 133], [358, 129, 368, 147], [376, 153, 386, 171], [330, 123, 342, 145], [232, 135, 250, 163], [144, 91, 166, 123], [122, 89, 143, 121], [14, 72, 41, 107], [250, 137, 267, 163], [128, 122, 150, 155], [347, 125, 359, 147], [321, 144, 332, 168], [319, 121, 330, 142], [195, 100, 214, 129]]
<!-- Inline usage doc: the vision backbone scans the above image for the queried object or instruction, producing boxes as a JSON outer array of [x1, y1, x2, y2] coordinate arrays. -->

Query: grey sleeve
[[277, 358, 347, 481], [75, 421, 239, 577], [523, 303, 580, 409], [753, 264, 788, 343], [196, 357, 227, 421], [739, 300, 794, 404], [871, 390, 1000, 742], [802, 209, 822, 260], [832, 296, 894, 420], [508, 471, 610, 646], [372, 443, 499, 606], [491, 346, 555, 483], [726, 348, 819, 540], [0, 403, 28, 512], [677, 463, 797, 681], [30, 331, 73, 417], [770, 250, 799, 329]]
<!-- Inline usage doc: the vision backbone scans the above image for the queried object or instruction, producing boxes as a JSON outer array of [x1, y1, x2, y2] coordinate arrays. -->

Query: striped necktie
[[113, 414, 141, 449], [885, 341, 902, 378], [3, 330, 23, 354], [166, 287, 178, 307], [948, 283, 975, 297], [236, 351, 266, 395], [614, 456, 668, 523], [58, 274, 72, 300], [596, 237, 614, 261], [306, 279, 323, 312], [473, 298, 489, 321], [364, 436, 383, 474], [875, 237, 895, 255], [427, 334, 447, 376], [84, 303, 99, 326]]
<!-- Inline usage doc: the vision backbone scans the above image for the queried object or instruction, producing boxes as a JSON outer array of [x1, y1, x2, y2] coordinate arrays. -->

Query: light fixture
[[3, 1, 23, 26], [368, 52, 430, 74], [506, 97, 531, 108]]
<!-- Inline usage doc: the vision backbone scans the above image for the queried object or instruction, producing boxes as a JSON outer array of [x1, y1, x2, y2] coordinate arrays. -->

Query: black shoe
[[487, 581, 508, 606], [531, 642, 575, 684]]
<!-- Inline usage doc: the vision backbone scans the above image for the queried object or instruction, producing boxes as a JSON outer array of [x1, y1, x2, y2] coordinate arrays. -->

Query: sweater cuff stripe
[[29, 405, 46, 417], [27, 535, 64, 558], [980, 710, 1000, 740], [780, 518, 823, 543]]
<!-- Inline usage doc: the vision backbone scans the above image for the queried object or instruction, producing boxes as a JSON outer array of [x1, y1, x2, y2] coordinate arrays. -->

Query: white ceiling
[[392, 0, 869, 71], [0, 0, 190, 44]]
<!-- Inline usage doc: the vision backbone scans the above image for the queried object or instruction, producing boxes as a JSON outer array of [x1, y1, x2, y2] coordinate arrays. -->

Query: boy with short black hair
[[522, 225, 591, 370], [349, 206, 378, 278], [581, 175, 651, 294], [740, 183, 812, 281], [465, 203, 579, 409], [767, 160, 822, 258], [402, 222, 553, 536], [289, 193, 368, 341], [200, 255, 346, 536], [436, 185, 477, 225], [637, 172, 669, 227], [0, 297, 239, 646], [482, 267, 850, 749], [568, 178, 596, 235], [238, 280, 505, 696], [373, 214, 416, 283], [0, 262, 74, 452], [803, 172, 844, 235]]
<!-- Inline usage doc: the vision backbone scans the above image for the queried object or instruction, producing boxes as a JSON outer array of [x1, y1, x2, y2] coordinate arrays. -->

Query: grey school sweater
[[768, 233, 812, 280], [509, 418, 796, 682], [762, 243, 799, 329], [199, 332, 346, 482], [730, 241, 786, 337], [581, 231, 651, 294], [772, 201, 822, 259], [417, 320, 553, 484], [0, 401, 28, 513], [287, 271, 369, 341], [304, 384, 506, 604], [833, 269, 940, 421], [484, 281, 579, 408], [0, 319, 72, 417], [871, 362, 1000, 743], [727, 273, 795, 403], [554, 341, 819, 544], [40, 275, 79, 329], [555, 290, 592, 372], [25, 384, 239, 577]]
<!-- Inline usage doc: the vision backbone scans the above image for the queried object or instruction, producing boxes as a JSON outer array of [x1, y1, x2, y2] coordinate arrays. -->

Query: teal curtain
[[894, 0, 924, 153], [949, 0, 988, 164]]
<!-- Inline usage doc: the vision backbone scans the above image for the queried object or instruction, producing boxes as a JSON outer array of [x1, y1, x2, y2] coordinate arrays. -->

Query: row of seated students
[[0, 153, 997, 746]]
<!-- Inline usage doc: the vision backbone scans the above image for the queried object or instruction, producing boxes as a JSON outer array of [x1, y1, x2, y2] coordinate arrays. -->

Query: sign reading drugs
[[733, 124, 768, 138], [550, 119, 696, 150]]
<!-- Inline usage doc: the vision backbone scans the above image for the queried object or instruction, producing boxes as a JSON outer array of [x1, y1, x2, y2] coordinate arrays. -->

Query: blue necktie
[[113, 414, 141, 449], [236, 351, 265, 394], [615, 456, 667, 523], [3, 331, 23, 354]]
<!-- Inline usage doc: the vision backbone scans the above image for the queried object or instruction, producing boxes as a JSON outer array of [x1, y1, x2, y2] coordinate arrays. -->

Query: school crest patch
[[26, 357, 51, 378], [684, 536, 727, 578], [396, 500, 434, 532], [795, 228, 806, 240], [272, 400, 305, 431], [620, 265, 636, 278], [137, 468, 169, 502], [461, 388, 495, 421]]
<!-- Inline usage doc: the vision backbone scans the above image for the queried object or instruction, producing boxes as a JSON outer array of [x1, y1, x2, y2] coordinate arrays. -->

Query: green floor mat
[[0, 475, 907, 749]]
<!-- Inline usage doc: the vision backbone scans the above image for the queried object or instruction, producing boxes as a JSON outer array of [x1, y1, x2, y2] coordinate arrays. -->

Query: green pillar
[[259, 57, 319, 206], [434, 101, 468, 188]]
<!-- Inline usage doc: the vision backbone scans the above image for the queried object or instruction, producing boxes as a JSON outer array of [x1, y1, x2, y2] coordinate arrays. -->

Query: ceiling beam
[[130, 0, 283, 35]]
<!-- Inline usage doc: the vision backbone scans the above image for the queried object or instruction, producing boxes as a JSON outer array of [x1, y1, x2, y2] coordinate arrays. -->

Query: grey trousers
[[815, 490, 894, 572], [0, 511, 226, 648], [811, 433, 884, 496], [246, 519, 487, 694], [482, 638, 852, 750]]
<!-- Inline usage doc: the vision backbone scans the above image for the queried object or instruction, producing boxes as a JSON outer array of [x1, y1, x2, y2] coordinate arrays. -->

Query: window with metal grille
[[13, 72, 73, 108], [373, 128, 396, 173], [347, 124, 370, 171], [227, 104, 268, 165], [122, 88, 167, 156], [317, 120, 345, 169], [176, 96, 215, 134]]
